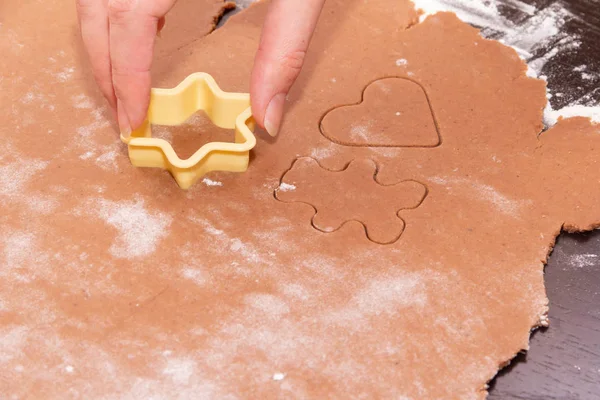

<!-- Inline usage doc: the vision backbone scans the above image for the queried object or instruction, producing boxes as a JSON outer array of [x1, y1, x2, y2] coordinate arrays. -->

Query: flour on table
[[581, 72, 596, 81], [567, 254, 598, 269], [414, 0, 500, 25], [412, 0, 568, 58], [543, 105, 600, 126], [412, 0, 600, 127]]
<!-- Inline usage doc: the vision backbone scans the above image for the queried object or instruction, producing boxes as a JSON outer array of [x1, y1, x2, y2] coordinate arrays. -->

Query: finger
[[107, 0, 177, 134], [76, 0, 117, 111], [250, 0, 325, 137]]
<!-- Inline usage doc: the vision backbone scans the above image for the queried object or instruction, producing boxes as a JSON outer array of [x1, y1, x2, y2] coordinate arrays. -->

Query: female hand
[[76, 0, 325, 137]]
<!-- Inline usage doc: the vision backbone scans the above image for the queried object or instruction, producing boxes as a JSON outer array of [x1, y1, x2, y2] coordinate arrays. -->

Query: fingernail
[[117, 99, 131, 137], [264, 93, 286, 137]]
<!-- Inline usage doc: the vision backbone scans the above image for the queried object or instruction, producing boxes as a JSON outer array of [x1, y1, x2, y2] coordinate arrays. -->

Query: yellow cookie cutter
[[120, 72, 256, 190]]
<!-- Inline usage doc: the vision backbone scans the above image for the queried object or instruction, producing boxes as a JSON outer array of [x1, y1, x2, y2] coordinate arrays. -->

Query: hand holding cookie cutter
[[120, 73, 256, 190]]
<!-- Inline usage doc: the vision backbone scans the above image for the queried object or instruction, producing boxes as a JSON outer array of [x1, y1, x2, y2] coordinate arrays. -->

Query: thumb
[[250, 0, 325, 137]]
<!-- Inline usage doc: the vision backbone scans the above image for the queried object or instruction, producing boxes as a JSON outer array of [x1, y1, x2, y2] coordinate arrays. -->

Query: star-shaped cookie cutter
[[120, 72, 256, 189]]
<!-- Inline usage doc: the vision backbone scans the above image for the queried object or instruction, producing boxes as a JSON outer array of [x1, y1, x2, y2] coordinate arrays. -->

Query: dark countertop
[[489, 232, 600, 399], [477, 1, 600, 399], [224, 1, 600, 398]]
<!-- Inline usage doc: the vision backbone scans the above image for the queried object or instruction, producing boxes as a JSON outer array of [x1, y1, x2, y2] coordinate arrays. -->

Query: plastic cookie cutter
[[120, 72, 256, 190]]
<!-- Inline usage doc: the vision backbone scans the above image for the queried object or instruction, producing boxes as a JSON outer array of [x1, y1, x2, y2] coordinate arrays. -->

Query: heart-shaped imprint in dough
[[320, 77, 440, 147]]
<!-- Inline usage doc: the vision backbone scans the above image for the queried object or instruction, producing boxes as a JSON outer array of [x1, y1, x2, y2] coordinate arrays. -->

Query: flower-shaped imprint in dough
[[320, 77, 440, 147], [275, 157, 428, 244]]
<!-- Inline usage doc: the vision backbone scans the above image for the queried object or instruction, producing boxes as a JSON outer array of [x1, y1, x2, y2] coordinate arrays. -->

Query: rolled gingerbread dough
[[1, 0, 599, 399]]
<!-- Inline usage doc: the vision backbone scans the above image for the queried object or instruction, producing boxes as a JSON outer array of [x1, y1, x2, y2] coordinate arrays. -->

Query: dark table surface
[[223, 1, 600, 398], [489, 232, 600, 399], [472, 1, 600, 399]]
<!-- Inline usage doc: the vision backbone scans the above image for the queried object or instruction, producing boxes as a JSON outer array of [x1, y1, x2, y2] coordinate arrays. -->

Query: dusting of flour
[[567, 254, 598, 269], [325, 273, 428, 326], [430, 176, 530, 217], [203, 178, 223, 187], [97, 199, 173, 259], [544, 105, 600, 126], [278, 182, 296, 192], [412, 0, 600, 126], [0, 158, 48, 197]]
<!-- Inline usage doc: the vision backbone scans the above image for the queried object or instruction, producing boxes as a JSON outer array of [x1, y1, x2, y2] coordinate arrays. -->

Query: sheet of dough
[[1, 0, 600, 398]]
